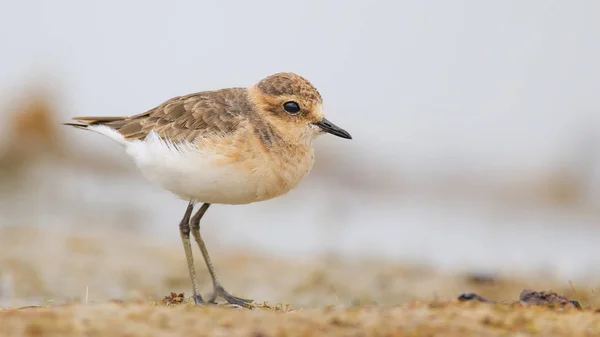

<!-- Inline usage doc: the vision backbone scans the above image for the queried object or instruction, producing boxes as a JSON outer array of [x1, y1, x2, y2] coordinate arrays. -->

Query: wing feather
[[67, 88, 251, 143]]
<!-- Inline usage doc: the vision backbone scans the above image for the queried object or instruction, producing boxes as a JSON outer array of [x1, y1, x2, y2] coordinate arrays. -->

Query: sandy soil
[[1, 301, 599, 337], [1, 226, 600, 336], [1, 300, 599, 337]]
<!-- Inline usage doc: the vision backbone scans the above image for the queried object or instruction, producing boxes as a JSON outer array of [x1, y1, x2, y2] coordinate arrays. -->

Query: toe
[[225, 295, 253, 308], [211, 285, 253, 308], [193, 294, 205, 305]]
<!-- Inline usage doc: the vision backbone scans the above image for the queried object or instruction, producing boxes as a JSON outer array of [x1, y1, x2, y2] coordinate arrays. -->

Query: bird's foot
[[209, 284, 253, 308], [192, 293, 205, 305]]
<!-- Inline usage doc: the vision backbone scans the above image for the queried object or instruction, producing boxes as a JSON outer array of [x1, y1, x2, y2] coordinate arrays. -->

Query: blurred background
[[1, 0, 600, 308]]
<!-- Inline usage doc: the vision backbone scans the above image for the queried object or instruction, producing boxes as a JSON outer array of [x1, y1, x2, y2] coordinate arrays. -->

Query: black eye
[[283, 101, 301, 114]]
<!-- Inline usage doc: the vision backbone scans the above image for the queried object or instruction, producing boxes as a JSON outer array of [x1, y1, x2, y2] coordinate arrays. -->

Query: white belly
[[124, 131, 293, 204]]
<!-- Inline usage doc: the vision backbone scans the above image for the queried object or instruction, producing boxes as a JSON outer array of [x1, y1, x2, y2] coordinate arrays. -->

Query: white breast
[[87, 125, 313, 204], [126, 131, 270, 204]]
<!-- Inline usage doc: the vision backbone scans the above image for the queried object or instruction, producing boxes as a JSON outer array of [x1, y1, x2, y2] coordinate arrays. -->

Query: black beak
[[313, 118, 352, 139]]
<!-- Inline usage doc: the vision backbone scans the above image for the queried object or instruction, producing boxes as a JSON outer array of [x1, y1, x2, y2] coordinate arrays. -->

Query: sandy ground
[[1, 226, 600, 336], [2, 301, 600, 337]]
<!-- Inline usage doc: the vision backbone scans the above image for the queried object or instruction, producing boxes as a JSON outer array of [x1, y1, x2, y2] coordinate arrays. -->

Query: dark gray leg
[[190, 203, 253, 307], [179, 201, 204, 305]]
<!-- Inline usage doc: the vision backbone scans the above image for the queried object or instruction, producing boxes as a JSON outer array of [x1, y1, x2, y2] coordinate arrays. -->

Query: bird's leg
[[179, 201, 204, 305], [190, 203, 253, 307]]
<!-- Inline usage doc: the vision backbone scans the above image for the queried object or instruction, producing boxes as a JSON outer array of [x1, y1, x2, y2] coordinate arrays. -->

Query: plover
[[65, 72, 352, 307]]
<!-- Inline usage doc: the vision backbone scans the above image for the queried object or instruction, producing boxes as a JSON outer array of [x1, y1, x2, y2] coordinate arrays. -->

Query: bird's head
[[248, 72, 352, 145]]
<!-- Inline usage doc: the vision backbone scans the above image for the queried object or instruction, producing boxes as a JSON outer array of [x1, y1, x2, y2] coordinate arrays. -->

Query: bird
[[64, 72, 352, 307]]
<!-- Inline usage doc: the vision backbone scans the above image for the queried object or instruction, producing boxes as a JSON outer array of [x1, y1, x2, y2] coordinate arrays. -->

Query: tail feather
[[64, 116, 130, 131], [62, 122, 88, 130], [71, 116, 127, 125], [63, 116, 128, 146]]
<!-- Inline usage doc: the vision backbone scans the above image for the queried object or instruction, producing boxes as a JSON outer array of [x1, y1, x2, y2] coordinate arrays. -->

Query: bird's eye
[[283, 101, 301, 114]]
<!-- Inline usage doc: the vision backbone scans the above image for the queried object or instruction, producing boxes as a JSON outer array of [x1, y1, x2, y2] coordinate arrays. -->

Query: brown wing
[[68, 88, 251, 143]]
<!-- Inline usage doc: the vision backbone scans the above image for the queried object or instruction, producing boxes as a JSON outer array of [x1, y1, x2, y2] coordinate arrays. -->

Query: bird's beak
[[313, 118, 352, 139]]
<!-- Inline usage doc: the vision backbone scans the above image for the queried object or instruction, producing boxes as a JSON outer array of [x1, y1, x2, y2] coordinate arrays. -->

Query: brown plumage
[[65, 72, 325, 147], [63, 72, 351, 308], [68, 88, 250, 143]]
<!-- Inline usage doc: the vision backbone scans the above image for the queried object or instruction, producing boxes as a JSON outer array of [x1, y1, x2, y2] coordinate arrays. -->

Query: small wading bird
[[65, 72, 352, 307]]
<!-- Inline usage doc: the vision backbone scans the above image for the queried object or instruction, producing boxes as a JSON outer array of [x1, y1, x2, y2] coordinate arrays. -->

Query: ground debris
[[458, 288, 582, 309], [519, 289, 582, 309], [458, 293, 494, 303], [161, 292, 187, 306]]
